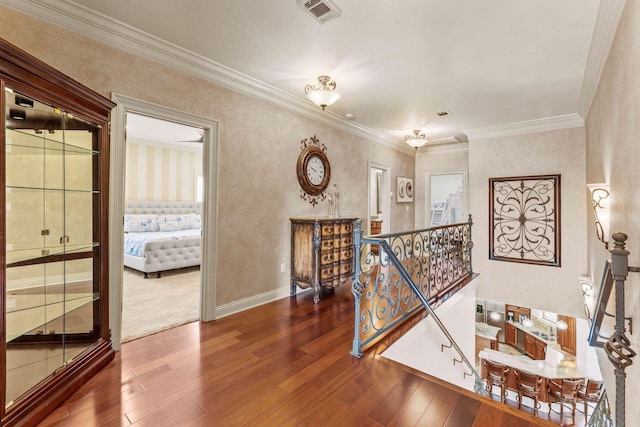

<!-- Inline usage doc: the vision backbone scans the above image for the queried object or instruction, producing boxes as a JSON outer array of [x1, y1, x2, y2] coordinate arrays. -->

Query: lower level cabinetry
[[290, 217, 357, 303]]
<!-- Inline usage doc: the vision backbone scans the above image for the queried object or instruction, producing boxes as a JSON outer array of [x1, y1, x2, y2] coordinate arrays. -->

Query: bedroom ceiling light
[[404, 129, 427, 148], [588, 183, 610, 249], [305, 75, 341, 110]]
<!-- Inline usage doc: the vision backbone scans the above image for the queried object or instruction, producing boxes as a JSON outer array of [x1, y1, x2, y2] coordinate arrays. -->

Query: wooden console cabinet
[[290, 217, 357, 303]]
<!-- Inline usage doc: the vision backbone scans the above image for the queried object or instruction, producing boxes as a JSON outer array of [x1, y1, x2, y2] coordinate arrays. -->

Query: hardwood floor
[[38, 284, 559, 426]]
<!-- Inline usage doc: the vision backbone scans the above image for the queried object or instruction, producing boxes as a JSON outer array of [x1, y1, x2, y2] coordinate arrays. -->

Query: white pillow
[[159, 221, 181, 232], [158, 213, 201, 230], [124, 214, 160, 232]]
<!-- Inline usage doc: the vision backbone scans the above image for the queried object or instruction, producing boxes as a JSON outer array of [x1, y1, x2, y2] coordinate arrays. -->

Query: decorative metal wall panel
[[489, 175, 560, 267]]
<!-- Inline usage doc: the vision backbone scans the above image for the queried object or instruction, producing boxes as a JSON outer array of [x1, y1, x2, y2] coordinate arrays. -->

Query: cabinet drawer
[[340, 248, 352, 261], [320, 267, 333, 280], [342, 237, 352, 247], [320, 252, 333, 265], [321, 225, 334, 237], [341, 222, 353, 233], [321, 239, 333, 250], [340, 261, 353, 274]]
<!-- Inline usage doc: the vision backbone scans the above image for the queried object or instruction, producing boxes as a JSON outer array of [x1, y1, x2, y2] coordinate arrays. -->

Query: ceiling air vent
[[298, 0, 342, 24], [436, 110, 451, 117]]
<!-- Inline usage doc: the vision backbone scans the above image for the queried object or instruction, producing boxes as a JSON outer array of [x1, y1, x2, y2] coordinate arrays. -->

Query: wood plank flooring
[[38, 284, 560, 426]]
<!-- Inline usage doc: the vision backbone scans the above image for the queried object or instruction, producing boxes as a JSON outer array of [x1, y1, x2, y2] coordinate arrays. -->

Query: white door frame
[[367, 161, 391, 234], [109, 93, 219, 350]]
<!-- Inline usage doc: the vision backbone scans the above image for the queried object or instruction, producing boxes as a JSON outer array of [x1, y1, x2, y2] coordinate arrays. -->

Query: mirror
[[427, 172, 467, 226]]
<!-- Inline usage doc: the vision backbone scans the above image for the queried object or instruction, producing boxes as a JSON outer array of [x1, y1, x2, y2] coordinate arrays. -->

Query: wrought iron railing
[[587, 233, 637, 427], [587, 390, 613, 427], [350, 216, 483, 393]]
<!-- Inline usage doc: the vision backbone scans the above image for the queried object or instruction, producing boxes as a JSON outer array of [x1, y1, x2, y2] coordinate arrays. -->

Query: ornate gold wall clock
[[297, 135, 331, 206]]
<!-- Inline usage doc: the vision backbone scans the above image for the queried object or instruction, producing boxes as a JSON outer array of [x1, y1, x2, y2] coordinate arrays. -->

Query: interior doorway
[[368, 161, 391, 235], [109, 94, 219, 350], [120, 113, 204, 342]]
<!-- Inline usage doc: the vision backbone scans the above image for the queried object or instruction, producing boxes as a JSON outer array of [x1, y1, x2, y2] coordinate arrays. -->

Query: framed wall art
[[396, 176, 414, 203], [489, 174, 561, 267]]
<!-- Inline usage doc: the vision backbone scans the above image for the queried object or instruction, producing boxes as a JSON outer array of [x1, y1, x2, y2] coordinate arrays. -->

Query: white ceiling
[[19, 0, 607, 145], [126, 113, 203, 148]]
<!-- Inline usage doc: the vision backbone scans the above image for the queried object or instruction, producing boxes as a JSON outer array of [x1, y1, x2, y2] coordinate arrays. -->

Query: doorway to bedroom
[[120, 112, 204, 343]]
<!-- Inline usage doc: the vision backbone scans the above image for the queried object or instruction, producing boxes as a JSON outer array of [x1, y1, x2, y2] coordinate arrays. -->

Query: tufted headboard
[[124, 200, 201, 215]]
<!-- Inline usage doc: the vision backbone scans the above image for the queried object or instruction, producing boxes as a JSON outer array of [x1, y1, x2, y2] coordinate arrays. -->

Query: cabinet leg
[[290, 282, 297, 296], [313, 285, 320, 304]]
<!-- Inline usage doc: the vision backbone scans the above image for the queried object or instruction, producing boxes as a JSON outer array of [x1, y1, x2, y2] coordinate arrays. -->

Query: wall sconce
[[404, 129, 427, 148], [305, 75, 341, 110], [587, 183, 610, 249], [579, 276, 594, 320]]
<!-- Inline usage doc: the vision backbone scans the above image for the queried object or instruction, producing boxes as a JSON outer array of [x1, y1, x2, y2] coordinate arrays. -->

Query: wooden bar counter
[[479, 348, 588, 403]]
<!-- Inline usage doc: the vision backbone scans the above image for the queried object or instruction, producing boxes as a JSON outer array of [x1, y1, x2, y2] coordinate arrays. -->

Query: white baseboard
[[215, 286, 311, 319]]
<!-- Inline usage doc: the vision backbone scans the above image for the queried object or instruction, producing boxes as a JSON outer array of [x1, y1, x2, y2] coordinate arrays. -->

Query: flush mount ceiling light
[[404, 129, 427, 148], [304, 75, 341, 110]]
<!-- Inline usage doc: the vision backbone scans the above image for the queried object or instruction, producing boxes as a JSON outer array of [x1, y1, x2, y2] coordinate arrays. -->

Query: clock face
[[296, 144, 331, 196], [306, 155, 325, 185]]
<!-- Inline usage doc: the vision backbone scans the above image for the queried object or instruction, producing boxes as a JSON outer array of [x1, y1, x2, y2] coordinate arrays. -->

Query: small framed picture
[[396, 176, 413, 203]]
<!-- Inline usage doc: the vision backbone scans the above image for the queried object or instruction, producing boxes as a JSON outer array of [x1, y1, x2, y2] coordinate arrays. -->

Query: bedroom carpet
[[121, 266, 200, 343]]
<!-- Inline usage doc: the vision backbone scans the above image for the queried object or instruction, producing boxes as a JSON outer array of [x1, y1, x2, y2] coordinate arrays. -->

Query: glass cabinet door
[[4, 88, 101, 407]]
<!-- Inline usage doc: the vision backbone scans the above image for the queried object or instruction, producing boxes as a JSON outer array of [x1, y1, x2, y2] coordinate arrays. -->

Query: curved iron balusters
[[351, 217, 474, 354]]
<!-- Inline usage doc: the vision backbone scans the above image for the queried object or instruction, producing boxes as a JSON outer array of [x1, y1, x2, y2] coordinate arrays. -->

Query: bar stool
[[514, 369, 543, 415], [577, 378, 605, 417], [548, 378, 583, 420], [483, 359, 509, 403]]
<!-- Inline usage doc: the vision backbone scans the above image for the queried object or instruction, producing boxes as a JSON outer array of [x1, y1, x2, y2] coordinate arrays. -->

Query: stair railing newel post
[[351, 219, 364, 357], [607, 232, 637, 427]]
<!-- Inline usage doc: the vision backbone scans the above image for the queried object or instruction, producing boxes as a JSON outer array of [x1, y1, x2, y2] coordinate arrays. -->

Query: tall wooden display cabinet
[[0, 38, 115, 426]]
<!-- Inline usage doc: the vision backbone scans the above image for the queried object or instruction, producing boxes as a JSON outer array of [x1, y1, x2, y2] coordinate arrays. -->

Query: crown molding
[[464, 114, 584, 141], [417, 141, 469, 155], [0, 0, 414, 155], [578, 0, 627, 119]]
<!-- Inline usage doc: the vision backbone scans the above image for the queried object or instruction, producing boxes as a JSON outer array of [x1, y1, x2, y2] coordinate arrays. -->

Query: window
[[195, 173, 204, 202]]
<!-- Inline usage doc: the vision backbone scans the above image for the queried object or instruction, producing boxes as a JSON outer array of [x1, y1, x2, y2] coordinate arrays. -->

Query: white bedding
[[123, 201, 203, 277]]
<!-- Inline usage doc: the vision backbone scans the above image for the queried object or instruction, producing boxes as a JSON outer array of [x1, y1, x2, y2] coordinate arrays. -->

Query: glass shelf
[[6, 293, 98, 342], [6, 243, 99, 266], [7, 128, 98, 154]]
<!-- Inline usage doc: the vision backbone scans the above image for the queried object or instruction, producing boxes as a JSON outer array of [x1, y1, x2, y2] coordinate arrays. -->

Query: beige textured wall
[[468, 127, 588, 318], [125, 139, 203, 201], [586, 1, 640, 422], [0, 7, 414, 305]]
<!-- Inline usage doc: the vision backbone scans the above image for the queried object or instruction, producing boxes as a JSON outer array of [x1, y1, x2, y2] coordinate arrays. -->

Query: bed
[[124, 201, 202, 278]]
